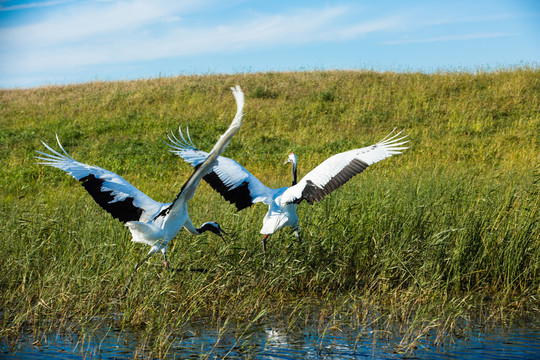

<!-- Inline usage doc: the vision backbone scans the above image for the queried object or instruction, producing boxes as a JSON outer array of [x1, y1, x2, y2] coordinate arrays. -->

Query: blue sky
[[0, 0, 538, 88]]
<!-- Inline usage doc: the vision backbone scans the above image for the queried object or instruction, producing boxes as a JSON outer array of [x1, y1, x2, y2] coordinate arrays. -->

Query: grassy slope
[[1, 69, 539, 351]]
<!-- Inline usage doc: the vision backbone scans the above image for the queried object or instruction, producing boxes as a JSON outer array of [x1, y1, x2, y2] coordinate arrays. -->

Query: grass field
[[1, 68, 539, 355]]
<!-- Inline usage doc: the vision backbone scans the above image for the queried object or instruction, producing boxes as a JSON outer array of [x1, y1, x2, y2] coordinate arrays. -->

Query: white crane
[[36, 85, 245, 280], [167, 129, 408, 251]]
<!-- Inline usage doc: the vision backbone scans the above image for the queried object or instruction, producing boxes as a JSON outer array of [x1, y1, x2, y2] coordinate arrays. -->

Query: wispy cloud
[[0, 1, 407, 74], [0, 0, 536, 87], [0, 0, 71, 12], [0, 0, 204, 45]]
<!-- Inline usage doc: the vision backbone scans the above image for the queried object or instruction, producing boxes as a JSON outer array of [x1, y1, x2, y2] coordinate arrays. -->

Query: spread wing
[[36, 135, 166, 223], [166, 85, 248, 215], [280, 130, 409, 205], [167, 128, 275, 211]]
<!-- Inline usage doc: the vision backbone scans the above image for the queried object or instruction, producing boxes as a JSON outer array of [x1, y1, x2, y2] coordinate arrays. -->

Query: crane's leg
[[123, 253, 152, 296], [293, 228, 301, 244], [163, 252, 170, 270], [262, 235, 269, 252]]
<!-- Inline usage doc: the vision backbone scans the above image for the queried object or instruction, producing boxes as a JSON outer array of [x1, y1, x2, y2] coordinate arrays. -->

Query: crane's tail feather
[[125, 221, 160, 246]]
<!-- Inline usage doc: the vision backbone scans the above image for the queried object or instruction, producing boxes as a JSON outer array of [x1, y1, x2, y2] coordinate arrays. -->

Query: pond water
[[3, 321, 540, 359]]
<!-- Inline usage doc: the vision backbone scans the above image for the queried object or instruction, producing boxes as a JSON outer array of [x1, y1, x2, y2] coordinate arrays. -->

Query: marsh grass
[[1, 68, 539, 356]]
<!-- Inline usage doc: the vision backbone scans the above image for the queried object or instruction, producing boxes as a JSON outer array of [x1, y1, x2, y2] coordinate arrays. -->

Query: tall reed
[[1, 68, 538, 355]]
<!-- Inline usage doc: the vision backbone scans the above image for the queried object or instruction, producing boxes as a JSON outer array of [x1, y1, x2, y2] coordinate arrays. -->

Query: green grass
[[1, 68, 539, 356]]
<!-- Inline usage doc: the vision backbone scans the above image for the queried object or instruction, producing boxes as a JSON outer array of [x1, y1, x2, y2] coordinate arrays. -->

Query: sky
[[0, 0, 538, 89]]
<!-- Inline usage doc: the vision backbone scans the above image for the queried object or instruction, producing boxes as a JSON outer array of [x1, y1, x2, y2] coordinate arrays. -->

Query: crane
[[36, 86, 245, 281], [167, 128, 408, 251]]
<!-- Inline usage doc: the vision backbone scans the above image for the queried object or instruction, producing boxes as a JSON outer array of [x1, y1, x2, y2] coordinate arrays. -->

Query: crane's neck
[[291, 162, 297, 186], [196, 221, 222, 236], [183, 218, 218, 236]]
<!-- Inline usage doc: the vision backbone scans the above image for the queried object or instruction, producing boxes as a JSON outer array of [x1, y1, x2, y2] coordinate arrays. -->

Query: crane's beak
[[218, 227, 229, 241], [283, 159, 291, 165], [217, 229, 229, 245]]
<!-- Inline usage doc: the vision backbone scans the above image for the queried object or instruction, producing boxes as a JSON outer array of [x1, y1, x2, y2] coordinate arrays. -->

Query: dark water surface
[[2, 322, 540, 359]]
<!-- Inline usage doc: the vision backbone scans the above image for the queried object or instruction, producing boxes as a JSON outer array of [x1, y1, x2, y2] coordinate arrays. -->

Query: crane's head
[[198, 221, 228, 238], [284, 153, 297, 166]]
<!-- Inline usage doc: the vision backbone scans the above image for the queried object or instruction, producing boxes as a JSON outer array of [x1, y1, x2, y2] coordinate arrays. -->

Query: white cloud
[[330, 16, 406, 41], [0, 0, 534, 87], [0, 2, 408, 74], [0, 0, 72, 12], [0, 0, 202, 45]]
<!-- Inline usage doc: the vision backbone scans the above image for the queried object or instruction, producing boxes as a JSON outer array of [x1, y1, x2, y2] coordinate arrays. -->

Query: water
[[3, 322, 540, 359]]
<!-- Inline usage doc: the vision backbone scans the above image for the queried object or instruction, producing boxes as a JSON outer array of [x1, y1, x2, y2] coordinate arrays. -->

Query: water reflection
[[2, 322, 540, 359]]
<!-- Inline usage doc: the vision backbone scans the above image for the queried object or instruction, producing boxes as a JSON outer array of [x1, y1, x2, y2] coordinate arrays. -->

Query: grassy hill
[[1, 68, 539, 353]]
